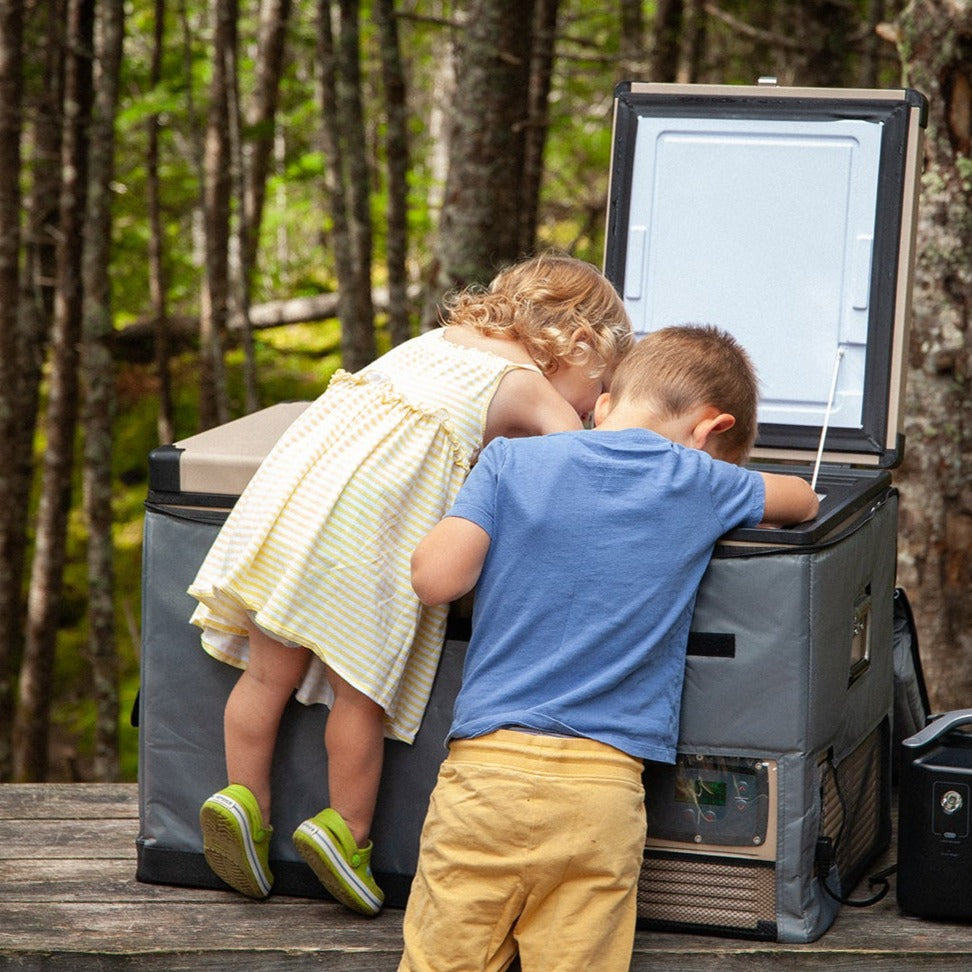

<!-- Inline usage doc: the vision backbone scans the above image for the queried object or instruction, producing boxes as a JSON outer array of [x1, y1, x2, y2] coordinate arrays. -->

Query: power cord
[[815, 752, 895, 908], [816, 835, 895, 906]]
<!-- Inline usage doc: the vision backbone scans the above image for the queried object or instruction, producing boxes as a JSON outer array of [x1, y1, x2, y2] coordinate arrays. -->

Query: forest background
[[0, 0, 969, 783]]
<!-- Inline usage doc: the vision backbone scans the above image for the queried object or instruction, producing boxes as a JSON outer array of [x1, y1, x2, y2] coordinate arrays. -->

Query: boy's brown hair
[[441, 253, 634, 379], [610, 324, 760, 463]]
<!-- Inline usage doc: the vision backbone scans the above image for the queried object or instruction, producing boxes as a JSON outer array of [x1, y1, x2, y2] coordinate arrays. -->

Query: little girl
[[190, 252, 633, 915]]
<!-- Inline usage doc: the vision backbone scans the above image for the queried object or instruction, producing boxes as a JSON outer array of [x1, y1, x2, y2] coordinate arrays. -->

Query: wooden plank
[[0, 901, 406, 951], [0, 949, 404, 972], [0, 784, 138, 864], [629, 957, 972, 972], [0, 783, 138, 820], [0, 818, 137, 860], [2, 894, 970, 970], [4, 782, 972, 971], [3, 860, 157, 901], [2, 897, 972, 972]]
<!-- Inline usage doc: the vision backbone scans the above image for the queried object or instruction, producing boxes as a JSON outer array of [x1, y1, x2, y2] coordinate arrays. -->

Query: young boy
[[398, 325, 819, 972]]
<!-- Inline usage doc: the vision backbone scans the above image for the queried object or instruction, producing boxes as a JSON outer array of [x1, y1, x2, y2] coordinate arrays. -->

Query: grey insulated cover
[[137, 502, 466, 905], [670, 493, 896, 943], [683, 497, 897, 759]]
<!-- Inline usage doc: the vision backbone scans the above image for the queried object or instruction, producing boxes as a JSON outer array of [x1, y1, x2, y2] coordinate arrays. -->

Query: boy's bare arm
[[411, 516, 491, 606], [759, 472, 820, 526]]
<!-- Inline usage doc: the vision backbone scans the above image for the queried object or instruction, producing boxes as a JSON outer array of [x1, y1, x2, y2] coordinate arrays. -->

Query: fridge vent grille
[[820, 725, 886, 893], [638, 853, 776, 938]]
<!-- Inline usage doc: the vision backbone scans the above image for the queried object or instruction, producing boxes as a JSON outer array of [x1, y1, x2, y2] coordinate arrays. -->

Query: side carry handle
[[901, 708, 972, 751]]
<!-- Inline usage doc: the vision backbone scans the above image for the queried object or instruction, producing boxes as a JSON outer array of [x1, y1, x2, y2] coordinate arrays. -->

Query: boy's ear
[[692, 409, 736, 451], [593, 391, 613, 426]]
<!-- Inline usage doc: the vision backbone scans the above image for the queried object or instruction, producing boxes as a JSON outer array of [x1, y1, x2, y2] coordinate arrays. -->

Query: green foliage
[[116, 85, 187, 130], [50, 322, 342, 782], [956, 155, 972, 194], [41, 0, 915, 780]]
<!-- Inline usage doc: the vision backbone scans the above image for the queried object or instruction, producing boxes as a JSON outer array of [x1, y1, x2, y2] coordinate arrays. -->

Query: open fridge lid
[[604, 81, 927, 469]]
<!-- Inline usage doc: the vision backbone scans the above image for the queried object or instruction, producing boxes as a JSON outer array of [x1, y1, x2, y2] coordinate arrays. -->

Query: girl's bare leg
[[324, 666, 386, 846], [223, 621, 311, 824]]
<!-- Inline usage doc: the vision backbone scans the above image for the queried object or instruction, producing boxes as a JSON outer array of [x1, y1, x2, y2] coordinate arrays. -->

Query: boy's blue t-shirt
[[446, 428, 766, 763]]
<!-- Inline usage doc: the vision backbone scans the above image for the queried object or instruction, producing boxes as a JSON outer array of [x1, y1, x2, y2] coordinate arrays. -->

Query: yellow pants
[[399, 729, 647, 972]]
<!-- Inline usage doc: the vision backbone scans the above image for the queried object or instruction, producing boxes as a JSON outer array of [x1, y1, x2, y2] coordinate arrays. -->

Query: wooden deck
[[2, 783, 971, 970]]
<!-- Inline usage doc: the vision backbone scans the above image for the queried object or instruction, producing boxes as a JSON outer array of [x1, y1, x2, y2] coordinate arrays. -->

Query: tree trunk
[[224, 0, 258, 413], [317, 0, 353, 349], [233, 0, 293, 412], [81, 0, 124, 783], [179, 0, 205, 183], [336, 0, 375, 370], [742, 0, 778, 84], [0, 0, 25, 781], [619, 0, 646, 78], [243, 0, 292, 281], [425, 0, 535, 318], [20, 0, 62, 336], [860, 0, 888, 88], [424, 20, 454, 268], [374, 0, 411, 347], [8, 0, 65, 779], [652, 0, 683, 83], [15, 0, 94, 781], [198, 0, 234, 430], [799, 0, 857, 86], [147, 0, 174, 445], [683, 0, 707, 82], [893, 0, 972, 714], [518, 0, 559, 256], [317, 0, 375, 372]]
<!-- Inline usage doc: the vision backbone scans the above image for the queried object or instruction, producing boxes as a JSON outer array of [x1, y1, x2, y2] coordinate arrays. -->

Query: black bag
[[891, 587, 932, 780]]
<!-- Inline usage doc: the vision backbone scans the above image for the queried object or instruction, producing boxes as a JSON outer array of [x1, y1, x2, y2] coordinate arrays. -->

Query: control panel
[[645, 755, 777, 861]]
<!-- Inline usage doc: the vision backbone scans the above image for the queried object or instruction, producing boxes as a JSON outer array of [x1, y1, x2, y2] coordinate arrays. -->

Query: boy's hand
[[759, 472, 820, 526]]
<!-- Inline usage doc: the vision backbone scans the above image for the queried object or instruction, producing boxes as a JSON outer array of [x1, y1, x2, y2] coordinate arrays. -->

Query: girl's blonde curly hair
[[440, 253, 634, 377]]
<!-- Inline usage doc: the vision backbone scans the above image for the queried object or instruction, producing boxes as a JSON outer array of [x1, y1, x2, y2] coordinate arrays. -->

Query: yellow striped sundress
[[187, 327, 537, 744]]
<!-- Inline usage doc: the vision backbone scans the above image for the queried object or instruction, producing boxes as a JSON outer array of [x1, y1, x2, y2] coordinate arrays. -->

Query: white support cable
[[811, 347, 845, 494]]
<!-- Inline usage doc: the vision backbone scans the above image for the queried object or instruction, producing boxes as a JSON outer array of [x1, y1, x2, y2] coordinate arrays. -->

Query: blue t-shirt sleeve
[[706, 457, 766, 531], [447, 437, 507, 536]]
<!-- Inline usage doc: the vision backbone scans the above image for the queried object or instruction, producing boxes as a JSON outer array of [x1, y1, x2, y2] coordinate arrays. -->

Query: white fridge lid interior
[[605, 83, 926, 468]]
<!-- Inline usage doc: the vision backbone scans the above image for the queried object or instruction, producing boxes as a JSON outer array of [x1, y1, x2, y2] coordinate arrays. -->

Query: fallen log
[[111, 286, 419, 363]]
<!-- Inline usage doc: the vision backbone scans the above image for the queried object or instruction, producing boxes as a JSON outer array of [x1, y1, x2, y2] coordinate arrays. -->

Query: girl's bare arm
[[484, 369, 583, 442]]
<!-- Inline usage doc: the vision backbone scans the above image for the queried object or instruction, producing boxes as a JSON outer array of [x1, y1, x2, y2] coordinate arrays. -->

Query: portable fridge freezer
[[603, 80, 926, 942], [137, 80, 924, 942], [136, 402, 469, 906]]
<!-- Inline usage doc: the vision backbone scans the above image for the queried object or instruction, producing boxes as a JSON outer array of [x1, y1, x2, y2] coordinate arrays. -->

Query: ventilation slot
[[820, 722, 890, 894], [638, 852, 776, 939]]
